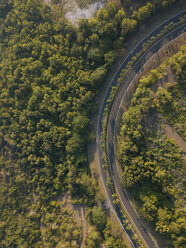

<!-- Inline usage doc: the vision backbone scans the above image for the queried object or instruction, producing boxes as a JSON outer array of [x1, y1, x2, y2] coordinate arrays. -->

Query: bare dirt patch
[[57, 194, 87, 248], [151, 67, 176, 92], [64, 0, 105, 24], [43, 0, 52, 5], [163, 124, 186, 153]]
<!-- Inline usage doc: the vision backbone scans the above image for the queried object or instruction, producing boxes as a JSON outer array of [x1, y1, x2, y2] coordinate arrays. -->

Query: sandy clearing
[[57, 194, 88, 247], [163, 124, 186, 153], [65, 0, 105, 24]]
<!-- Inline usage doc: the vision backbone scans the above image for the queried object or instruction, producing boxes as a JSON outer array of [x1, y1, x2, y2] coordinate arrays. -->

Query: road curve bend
[[96, 10, 186, 248]]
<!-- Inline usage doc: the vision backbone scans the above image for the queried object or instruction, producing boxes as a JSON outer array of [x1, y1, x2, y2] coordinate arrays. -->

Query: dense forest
[[119, 45, 186, 248], [0, 0, 182, 247]]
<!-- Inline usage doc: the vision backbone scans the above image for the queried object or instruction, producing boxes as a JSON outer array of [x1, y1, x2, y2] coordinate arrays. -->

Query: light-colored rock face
[[43, 0, 51, 4], [65, 0, 105, 24]]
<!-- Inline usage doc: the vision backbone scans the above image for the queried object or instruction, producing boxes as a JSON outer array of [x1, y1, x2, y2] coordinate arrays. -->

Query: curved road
[[96, 10, 186, 248]]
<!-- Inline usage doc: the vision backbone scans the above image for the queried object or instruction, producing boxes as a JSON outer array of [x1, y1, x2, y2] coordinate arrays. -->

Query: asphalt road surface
[[96, 10, 186, 248]]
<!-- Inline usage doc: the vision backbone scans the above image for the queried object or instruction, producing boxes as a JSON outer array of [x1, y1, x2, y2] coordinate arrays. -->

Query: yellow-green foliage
[[119, 45, 186, 248], [0, 0, 181, 246]]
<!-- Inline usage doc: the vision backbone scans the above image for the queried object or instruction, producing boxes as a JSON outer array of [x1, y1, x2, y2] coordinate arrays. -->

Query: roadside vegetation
[[118, 45, 186, 248], [0, 0, 182, 247]]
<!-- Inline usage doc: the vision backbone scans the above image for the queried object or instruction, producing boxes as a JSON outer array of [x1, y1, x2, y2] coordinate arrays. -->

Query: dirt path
[[56, 195, 88, 247], [80, 208, 87, 248], [163, 124, 186, 153]]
